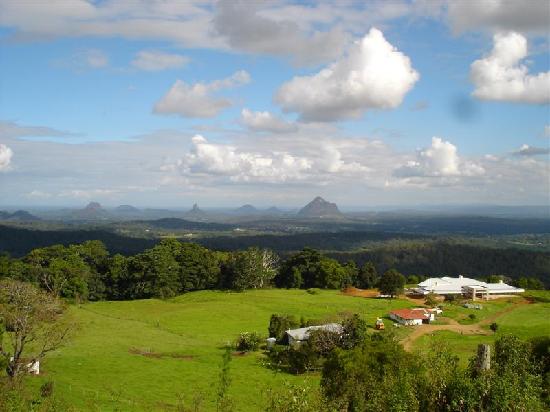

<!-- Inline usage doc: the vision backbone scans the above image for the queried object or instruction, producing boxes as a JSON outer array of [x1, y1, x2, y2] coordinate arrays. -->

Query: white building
[[285, 323, 343, 345], [389, 308, 434, 326], [415, 276, 524, 300]]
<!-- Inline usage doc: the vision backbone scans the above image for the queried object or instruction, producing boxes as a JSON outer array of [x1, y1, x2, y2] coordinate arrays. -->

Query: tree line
[[0, 239, 545, 301]]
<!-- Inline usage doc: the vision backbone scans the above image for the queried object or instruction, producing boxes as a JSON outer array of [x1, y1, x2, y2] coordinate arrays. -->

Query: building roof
[[390, 308, 430, 320], [417, 276, 524, 295], [286, 323, 343, 341]]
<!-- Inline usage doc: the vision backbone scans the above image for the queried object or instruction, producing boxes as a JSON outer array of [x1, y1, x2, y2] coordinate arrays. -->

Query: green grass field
[[27, 289, 415, 411], [24, 289, 550, 411]]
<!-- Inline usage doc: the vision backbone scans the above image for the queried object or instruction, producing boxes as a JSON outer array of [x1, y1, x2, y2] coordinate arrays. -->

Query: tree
[[0, 279, 70, 378], [277, 249, 347, 289], [517, 277, 545, 290], [340, 314, 367, 349], [424, 293, 439, 307], [268, 314, 299, 343], [356, 262, 378, 289], [321, 335, 419, 411], [378, 269, 406, 298], [223, 248, 278, 291]]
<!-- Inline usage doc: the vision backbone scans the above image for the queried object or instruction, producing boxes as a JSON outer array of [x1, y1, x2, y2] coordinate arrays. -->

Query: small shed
[[285, 323, 343, 346]]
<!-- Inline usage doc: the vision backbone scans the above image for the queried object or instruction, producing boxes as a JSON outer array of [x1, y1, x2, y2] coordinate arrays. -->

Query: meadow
[[25, 289, 550, 411]]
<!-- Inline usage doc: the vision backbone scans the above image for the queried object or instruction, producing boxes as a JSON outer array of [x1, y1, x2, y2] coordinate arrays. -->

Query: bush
[[268, 314, 299, 343], [490, 322, 499, 332], [236, 332, 261, 352], [468, 314, 476, 321], [40, 381, 55, 398], [306, 288, 320, 295]]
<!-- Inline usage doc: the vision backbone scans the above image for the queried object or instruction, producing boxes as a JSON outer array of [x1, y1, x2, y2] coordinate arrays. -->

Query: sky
[[0, 0, 549, 208]]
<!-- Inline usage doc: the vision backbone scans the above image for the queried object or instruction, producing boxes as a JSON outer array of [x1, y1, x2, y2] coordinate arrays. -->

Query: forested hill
[[329, 243, 550, 285], [0, 225, 157, 256], [1, 224, 549, 284]]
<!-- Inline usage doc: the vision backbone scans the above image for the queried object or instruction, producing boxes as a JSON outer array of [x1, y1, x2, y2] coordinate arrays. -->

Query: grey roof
[[286, 323, 343, 341]]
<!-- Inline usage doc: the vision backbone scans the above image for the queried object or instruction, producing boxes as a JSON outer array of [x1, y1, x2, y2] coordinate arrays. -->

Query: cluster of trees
[[0, 240, 546, 301], [0, 240, 279, 300], [267, 313, 368, 374], [321, 334, 550, 412]]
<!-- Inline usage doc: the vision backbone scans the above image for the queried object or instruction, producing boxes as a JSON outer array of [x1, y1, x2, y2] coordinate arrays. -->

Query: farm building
[[389, 308, 436, 326], [285, 323, 343, 345], [414, 276, 524, 300]]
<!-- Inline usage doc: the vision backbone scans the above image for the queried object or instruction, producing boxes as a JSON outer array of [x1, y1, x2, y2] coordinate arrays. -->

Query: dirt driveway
[[401, 301, 528, 351]]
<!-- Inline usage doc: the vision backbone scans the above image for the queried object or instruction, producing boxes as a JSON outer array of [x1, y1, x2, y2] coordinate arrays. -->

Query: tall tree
[[0, 279, 70, 378], [378, 269, 406, 298]]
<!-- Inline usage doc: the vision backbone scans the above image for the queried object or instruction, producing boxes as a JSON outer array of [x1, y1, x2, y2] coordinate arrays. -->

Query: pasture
[[25, 289, 550, 411]]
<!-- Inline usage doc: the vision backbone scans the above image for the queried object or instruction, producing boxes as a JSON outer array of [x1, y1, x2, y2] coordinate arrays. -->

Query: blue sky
[[0, 0, 548, 208]]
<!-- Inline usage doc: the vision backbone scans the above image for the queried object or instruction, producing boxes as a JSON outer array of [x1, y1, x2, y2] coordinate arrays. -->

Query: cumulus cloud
[[240, 109, 297, 133], [132, 50, 189, 71], [214, 0, 348, 66], [512, 144, 550, 156], [448, 0, 550, 34], [0, 143, 13, 171], [179, 135, 312, 183], [275, 28, 419, 121], [394, 137, 485, 179], [154, 70, 250, 118], [470, 32, 550, 104]]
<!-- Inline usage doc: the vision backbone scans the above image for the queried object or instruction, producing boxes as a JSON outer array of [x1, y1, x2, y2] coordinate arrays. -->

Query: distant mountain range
[[114, 205, 140, 213], [297, 196, 343, 218], [0, 210, 40, 221]]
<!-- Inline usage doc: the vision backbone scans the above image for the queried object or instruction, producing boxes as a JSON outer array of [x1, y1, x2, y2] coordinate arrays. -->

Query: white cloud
[[512, 144, 550, 156], [0, 121, 77, 139], [213, 0, 348, 66], [448, 0, 550, 34], [544, 125, 550, 138], [275, 28, 419, 121], [26, 190, 52, 199], [58, 189, 118, 199], [179, 135, 312, 183], [154, 70, 250, 118], [394, 137, 485, 179], [131, 50, 189, 71], [0, 143, 13, 171], [83, 49, 108, 68], [470, 32, 550, 104], [240, 109, 297, 133]]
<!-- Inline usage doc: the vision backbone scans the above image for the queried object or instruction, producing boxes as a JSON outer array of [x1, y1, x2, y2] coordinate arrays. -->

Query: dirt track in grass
[[401, 300, 530, 351]]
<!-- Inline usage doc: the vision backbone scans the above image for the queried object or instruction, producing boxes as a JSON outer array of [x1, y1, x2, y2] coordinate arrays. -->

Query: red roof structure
[[390, 308, 430, 320]]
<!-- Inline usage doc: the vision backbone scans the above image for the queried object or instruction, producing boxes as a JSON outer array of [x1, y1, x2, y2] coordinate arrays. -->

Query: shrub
[[268, 314, 299, 343], [40, 381, 55, 398], [236, 332, 261, 352], [490, 322, 499, 332], [306, 288, 320, 295], [468, 314, 476, 321]]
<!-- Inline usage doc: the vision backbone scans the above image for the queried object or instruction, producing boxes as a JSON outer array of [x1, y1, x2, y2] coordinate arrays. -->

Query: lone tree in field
[[378, 269, 406, 298], [0, 279, 70, 378]]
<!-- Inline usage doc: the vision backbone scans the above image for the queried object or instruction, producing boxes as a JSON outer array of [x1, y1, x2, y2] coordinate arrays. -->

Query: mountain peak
[[297, 196, 343, 218], [85, 201, 103, 211]]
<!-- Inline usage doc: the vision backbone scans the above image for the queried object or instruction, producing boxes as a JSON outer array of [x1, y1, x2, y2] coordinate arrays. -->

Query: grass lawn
[[412, 291, 550, 368], [437, 297, 520, 325], [27, 289, 415, 411]]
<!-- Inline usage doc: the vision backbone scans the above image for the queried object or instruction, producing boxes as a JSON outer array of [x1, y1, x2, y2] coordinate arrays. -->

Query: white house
[[415, 276, 524, 300], [389, 308, 435, 326], [285, 323, 343, 345]]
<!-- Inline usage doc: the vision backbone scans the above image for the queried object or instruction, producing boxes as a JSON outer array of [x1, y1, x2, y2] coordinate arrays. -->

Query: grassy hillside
[[25, 289, 550, 411], [29, 290, 413, 411]]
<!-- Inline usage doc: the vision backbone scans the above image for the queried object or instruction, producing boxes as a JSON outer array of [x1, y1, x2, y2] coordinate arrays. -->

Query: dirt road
[[401, 301, 528, 351]]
